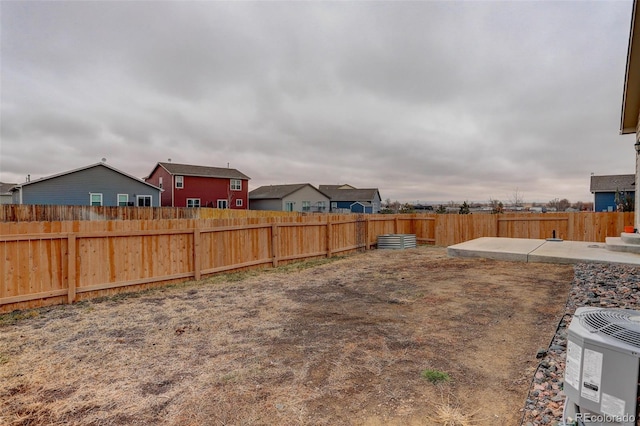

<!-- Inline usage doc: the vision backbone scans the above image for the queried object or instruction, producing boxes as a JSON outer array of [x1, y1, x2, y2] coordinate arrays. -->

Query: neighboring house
[[319, 184, 382, 214], [622, 1, 640, 227], [590, 174, 635, 212], [249, 183, 330, 212], [0, 182, 16, 204], [10, 162, 161, 206], [145, 162, 250, 209]]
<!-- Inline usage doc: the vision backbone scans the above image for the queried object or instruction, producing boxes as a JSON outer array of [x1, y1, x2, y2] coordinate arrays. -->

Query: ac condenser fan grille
[[579, 309, 640, 349]]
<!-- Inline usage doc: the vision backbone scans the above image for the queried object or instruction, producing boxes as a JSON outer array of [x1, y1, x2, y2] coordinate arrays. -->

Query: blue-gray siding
[[594, 191, 635, 212], [15, 166, 160, 206]]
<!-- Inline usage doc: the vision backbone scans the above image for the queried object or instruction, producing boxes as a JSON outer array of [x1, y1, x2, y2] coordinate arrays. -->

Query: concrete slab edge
[[447, 246, 529, 262], [525, 240, 548, 263]]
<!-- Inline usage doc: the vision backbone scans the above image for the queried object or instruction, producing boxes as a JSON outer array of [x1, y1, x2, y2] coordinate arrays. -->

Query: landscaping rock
[[520, 262, 640, 426]]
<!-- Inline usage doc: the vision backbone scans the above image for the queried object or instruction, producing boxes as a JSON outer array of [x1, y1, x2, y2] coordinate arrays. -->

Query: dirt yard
[[0, 246, 573, 426]]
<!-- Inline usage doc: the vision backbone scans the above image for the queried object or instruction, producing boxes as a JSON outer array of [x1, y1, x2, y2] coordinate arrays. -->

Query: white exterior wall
[[281, 186, 330, 212]]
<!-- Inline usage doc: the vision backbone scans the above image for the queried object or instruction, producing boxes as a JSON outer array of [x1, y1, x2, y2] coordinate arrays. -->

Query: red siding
[[146, 165, 248, 208], [174, 176, 247, 208], [146, 167, 173, 206]]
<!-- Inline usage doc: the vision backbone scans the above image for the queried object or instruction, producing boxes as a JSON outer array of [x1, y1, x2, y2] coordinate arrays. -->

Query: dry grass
[[0, 246, 573, 425], [425, 394, 484, 426]]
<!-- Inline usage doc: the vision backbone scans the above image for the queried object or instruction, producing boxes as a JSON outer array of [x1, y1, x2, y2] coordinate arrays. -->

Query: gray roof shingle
[[0, 182, 17, 195], [318, 185, 380, 202], [590, 174, 635, 192], [249, 183, 326, 199], [157, 162, 250, 180]]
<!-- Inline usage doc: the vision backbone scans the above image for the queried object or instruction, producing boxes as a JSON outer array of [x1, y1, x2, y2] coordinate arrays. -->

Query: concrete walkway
[[447, 237, 640, 266]]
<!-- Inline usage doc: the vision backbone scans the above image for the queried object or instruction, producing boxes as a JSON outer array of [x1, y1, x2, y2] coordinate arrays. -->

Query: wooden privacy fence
[[0, 211, 633, 313], [0, 204, 298, 222]]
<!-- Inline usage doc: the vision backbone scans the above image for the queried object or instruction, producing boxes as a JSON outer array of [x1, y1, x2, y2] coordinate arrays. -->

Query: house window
[[302, 201, 310, 211], [230, 179, 242, 191], [217, 199, 228, 209], [159, 177, 163, 189], [175, 175, 184, 188], [236, 199, 243, 207], [331, 202, 337, 209], [187, 198, 200, 208], [117, 194, 129, 206], [137, 195, 152, 207], [317, 201, 326, 211], [285, 201, 294, 212], [90, 193, 103, 206]]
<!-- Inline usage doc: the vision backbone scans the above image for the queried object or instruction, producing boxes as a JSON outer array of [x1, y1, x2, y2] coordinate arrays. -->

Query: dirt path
[[0, 246, 573, 425]]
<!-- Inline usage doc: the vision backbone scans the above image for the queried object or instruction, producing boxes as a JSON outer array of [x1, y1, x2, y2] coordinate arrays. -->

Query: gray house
[[249, 183, 330, 212], [319, 184, 382, 213], [11, 162, 162, 206], [0, 182, 16, 204]]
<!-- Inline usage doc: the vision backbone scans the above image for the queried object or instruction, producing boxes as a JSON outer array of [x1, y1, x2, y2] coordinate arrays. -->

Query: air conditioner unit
[[564, 307, 640, 426]]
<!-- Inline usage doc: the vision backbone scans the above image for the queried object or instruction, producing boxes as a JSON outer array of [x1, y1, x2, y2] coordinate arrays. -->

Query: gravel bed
[[520, 262, 640, 426]]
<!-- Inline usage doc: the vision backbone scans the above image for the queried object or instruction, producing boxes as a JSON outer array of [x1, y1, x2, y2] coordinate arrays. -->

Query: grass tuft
[[421, 368, 450, 384], [0, 310, 39, 327]]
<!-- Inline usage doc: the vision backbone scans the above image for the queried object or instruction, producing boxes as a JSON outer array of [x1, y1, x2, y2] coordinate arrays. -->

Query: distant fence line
[[0, 209, 633, 313], [0, 205, 296, 222]]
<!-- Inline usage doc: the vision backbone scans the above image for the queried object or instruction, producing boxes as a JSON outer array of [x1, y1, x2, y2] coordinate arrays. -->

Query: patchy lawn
[[0, 246, 573, 425]]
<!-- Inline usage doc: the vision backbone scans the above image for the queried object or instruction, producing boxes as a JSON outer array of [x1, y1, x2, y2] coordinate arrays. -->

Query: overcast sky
[[1, 1, 636, 204]]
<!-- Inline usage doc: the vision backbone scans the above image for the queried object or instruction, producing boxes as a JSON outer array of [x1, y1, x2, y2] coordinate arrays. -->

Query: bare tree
[[558, 198, 571, 211], [509, 188, 524, 207], [547, 198, 560, 210]]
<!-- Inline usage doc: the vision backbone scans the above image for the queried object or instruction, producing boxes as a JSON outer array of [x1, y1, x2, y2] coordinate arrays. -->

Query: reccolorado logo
[[576, 413, 636, 423]]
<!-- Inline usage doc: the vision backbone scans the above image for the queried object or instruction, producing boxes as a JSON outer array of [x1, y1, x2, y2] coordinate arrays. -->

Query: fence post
[[272, 224, 279, 267], [67, 234, 76, 304], [326, 219, 332, 257], [193, 229, 201, 281], [365, 216, 370, 249]]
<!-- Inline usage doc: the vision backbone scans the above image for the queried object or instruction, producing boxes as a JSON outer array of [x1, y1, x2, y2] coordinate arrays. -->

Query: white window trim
[[175, 175, 184, 189], [137, 195, 152, 207], [117, 194, 129, 206], [285, 201, 294, 212], [302, 201, 310, 211], [236, 198, 243, 207], [187, 198, 201, 208], [90, 193, 103, 206], [159, 177, 163, 189], [217, 199, 228, 209], [230, 179, 242, 191]]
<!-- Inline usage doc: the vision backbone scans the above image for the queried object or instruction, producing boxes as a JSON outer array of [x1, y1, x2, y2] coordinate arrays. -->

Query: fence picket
[[0, 211, 634, 312]]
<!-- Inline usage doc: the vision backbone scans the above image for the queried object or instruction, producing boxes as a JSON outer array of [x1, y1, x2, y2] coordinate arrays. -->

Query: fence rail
[[0, 210, 634, 312]]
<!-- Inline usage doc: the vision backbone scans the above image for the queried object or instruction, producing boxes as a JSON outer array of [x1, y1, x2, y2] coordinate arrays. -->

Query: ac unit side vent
[[579, 309, 640, 348]]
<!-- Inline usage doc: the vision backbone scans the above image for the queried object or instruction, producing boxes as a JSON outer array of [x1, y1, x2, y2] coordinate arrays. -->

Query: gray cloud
[[1, 1, 635, 203]]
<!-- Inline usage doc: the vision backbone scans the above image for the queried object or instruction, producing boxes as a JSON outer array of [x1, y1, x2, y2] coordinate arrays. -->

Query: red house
[[145, 162, 250, 208]]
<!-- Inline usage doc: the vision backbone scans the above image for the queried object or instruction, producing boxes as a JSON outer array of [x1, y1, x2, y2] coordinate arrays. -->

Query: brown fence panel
[[583, 212, 633, 242], [0, 204, 309, 222], [497, 214, 569, 240], [2, 211, 639, 313], [367, 216, 397, 247], [434, 214, 498, 246]]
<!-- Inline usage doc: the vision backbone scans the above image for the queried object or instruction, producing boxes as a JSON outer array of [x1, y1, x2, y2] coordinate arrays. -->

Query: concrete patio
[[447, 237, 640, 266]]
